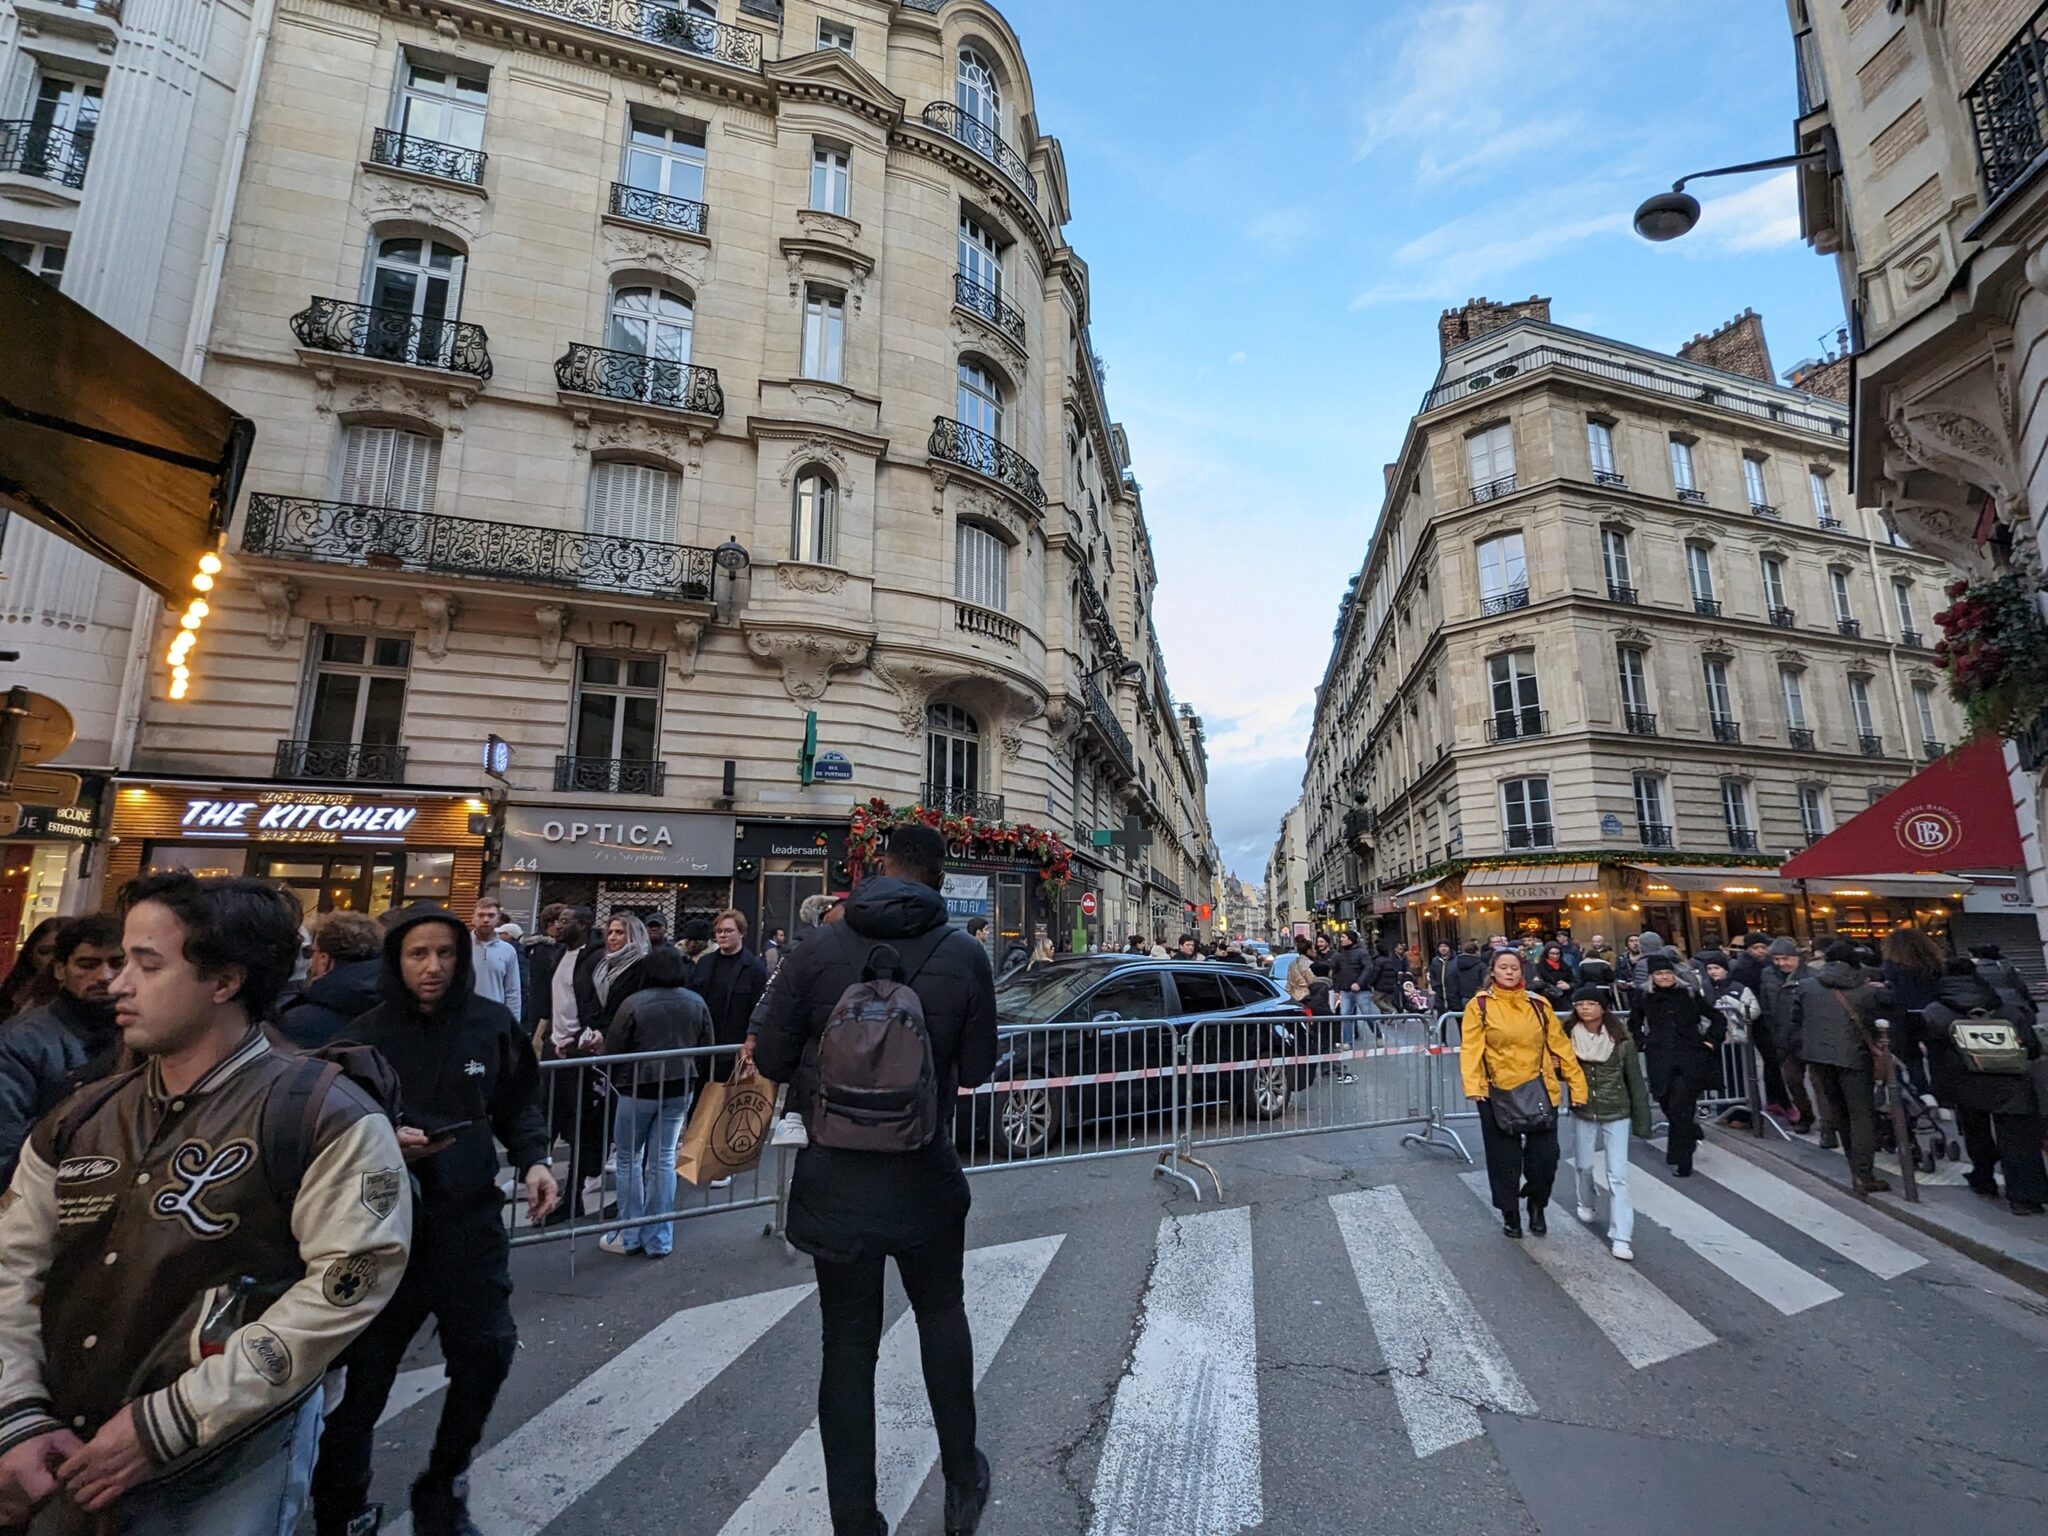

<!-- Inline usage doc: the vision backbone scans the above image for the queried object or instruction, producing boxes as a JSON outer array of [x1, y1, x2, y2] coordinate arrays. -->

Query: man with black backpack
[[0, 874, 411, 1533], [753, 823, 999, 1536], [311, 906, 558, 1536]]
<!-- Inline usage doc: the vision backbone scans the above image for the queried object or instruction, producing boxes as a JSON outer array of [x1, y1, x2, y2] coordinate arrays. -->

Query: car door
[[1166, 968, 1245, 1109], [1063, 970, 1169, 1126]]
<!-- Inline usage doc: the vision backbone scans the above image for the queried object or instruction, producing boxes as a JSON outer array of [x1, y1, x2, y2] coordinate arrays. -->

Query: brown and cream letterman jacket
[[0, 1027, 411, 1470]]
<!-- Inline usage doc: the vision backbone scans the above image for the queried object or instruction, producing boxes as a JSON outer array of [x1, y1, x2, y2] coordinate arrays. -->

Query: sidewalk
[[1717, 1115, 2048, 1296]]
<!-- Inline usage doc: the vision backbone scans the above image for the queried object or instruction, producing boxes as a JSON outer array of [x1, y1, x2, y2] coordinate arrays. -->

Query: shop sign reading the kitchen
[[180, 795, 421, 838]]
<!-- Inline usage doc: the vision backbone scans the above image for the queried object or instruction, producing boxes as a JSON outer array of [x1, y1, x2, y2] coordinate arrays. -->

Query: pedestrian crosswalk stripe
[[1669, 1140, 1925, 1280], [1087, 1207, 1263, 1536], [1456, 1172, 1715, 1369], [1587, 1157, 1841, 1315], [1330, 1186, 1536, 1458], [375, 1365, 447, 1428], [716, 1235, 1065, 1536], [384, 1282, 816, 1536]]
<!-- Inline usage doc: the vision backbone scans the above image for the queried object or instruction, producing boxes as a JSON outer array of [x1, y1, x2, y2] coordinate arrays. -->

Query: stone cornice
[[764, 48, 906, 128]]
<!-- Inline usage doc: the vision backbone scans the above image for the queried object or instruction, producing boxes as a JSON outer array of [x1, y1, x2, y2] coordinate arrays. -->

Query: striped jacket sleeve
[[0, 1145, 64, 1454]]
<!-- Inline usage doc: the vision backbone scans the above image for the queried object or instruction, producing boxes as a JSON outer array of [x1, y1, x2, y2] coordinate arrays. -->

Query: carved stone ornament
[[254, 578, 297, 648], [745, 625, 870, 701], [535, 604, 566, 670], [869, 653, 955, 735], [673, 617, 704, 679], [775, 436, 855, 489], [418, 591, 458, 660], [1774, 648, 1808, 670], [783, 245, 871, 315], [1487, 630, 1530, 654], [1699, 640, 1735, 662], [1614, 624, 1651, 647], [955, 491, 1025, 545], [773, 562, 849, 595], [356, 179, 483, 245], [571, 411, 700, 472], [1044, 693, 1083, 749], [602, 224, 709, 289], [1682, 523, 1717, 546], [998, 695, 1045, 762]]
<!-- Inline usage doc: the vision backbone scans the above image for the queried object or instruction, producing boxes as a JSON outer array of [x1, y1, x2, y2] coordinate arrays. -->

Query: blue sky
[[996, 0, 1850, 882]]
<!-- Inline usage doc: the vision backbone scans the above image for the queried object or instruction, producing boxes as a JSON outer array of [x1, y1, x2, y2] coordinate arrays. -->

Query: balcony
[[1769, 606, 1797, 628], [1471, 473, 1518, 504], [1083, 678, 1134, 770], [242, 495, 716, 601], [369, 130, 486, 186], [955, 601, 1019, 646], [1593, 470, 1627, 489], [1818, 514, 1845, 531], [1485, 709, 1548, 743], [1150, 865, 1184, 902], [508, 0, 763, 69], [1624, 708, 1658, 736], [1692, 596, 1722, 617], [928, 417, 1045, 507], [1726, 828, 1760, 852], [923, 784, 1005, 820], [1836, 617, 1861, 638], [1606, 582, 1639, 605], [0, 121, 91, 191], [954, 272, 1026, 352], [1859, 732, 1885, 757], [608, 181, 709, 235], [1749, 502, 1781, 520], [1638, 822, 1674, 850], [291, 298, 492, 380], [555, 756, 667, 795], [1922, 738, 1947, 761], [1966, 1, 2048, 204], [1481, 586, 1531, 616], [556, 342, 724, 418], [1900, 627, 1924, 648], [274, 739, 407, 785], [919, 102, 1037, 201], [1676, 487, 1708, 505], [1506, 824, 1556, 851], [1341, 807, 1377, 845], [1711, 717, 1742, 744], [1788, 726, 1816, 751]]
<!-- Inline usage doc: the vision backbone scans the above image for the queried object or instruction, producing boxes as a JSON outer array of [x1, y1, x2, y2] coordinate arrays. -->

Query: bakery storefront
[[105, 781, 488, 921], [499, 806, 736, 934]]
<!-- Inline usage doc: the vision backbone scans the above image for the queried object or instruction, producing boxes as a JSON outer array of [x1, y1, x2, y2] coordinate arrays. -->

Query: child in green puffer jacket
[[1566, 986, 1654, 1261]]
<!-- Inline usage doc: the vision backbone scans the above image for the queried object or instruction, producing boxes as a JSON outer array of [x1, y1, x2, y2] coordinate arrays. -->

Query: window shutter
[[338, 426, 439, 510], [389, 431, 440, 512], [589, 462, 679, 543]]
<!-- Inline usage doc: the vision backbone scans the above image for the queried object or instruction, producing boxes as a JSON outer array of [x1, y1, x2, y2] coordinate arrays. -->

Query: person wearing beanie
[[1756, 937, 1812, 1128], [1791, 941, 1894, 1194], [1638, 952, 1723, 1176], [1564, 986, 1652, 1260]]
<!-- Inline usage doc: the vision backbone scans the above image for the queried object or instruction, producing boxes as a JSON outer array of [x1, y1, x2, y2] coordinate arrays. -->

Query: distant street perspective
[[2, 2, 2048, 1534]]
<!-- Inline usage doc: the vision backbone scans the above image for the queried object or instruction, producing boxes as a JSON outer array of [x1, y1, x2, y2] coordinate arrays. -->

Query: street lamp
[[1088, 657, 1146, 692], [712, 535, 750, 623], [1632, 149, 1833, 242]]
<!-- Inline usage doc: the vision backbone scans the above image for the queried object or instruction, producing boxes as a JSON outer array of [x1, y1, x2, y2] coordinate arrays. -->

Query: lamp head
[[713, 536, 751, 573], [1634, 189, 1701, 242]]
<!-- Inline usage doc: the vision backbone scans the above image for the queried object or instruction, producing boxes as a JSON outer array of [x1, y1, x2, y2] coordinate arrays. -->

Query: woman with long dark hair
[[0, 918, 63, 1019], [1565, 987, 1652, 1260], [1461, 950, 1588, 1238], [1881, 927, 1947, 1093]]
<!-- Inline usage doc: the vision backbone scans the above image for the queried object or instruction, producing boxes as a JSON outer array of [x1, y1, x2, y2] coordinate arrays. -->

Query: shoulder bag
[[1951, 1008, 2029, 1075], [1477, 994, 1557, 1134]]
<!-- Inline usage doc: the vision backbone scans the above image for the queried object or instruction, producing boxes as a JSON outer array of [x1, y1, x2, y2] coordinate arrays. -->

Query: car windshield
[[996, 964, 1114, 1024]]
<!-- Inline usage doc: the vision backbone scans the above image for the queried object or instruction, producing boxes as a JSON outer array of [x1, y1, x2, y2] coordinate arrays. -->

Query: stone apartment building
[[1786, 0, 2048, 963], [1302, 298, 1962, 956], [1265, 799, 1307, 939], [95, 0, 1213, 951]]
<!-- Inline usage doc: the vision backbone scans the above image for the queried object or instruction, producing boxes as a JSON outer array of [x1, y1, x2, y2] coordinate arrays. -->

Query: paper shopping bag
[[676, 1071, 779, 1185]]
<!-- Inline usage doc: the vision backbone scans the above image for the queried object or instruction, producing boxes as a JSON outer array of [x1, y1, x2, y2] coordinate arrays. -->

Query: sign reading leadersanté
[[503, 808, 736, 875]]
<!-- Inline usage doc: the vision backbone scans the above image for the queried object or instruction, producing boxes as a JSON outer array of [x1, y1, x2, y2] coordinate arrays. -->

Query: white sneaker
[[1575, 1205, 1595, 1224], [598, 1234, 637, 1257], [1611, 1240, 1634, 1262], [710, 1175, 733, 1188], [770, 1113, 809, 1148]]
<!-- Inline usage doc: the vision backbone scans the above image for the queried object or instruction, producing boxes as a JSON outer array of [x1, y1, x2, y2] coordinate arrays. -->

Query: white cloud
[[1349, 183, 1630, 308], [1228, 350, 1247, 366], [1685, 170, 1802, 254]]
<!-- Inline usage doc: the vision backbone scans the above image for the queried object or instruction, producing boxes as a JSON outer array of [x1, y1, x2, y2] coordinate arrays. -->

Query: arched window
[[956, 47, 1000, 131], [956, 359, 1003, 471], [366, 236, 464, 365], [791, 466, 838, 564], [606, 284, 693, 365], [926, 702, 981, 797]]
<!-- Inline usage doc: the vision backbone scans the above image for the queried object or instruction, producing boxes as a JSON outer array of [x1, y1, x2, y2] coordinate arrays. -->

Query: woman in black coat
[[1529, 943, 1578, 1010], [1636, 955, 1724, 1176], [1922, 960, 2047, 1215]]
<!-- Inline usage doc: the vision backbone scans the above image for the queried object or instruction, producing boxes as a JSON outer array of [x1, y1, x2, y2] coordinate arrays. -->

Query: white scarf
[[1571, 1023, 1616, 1063]]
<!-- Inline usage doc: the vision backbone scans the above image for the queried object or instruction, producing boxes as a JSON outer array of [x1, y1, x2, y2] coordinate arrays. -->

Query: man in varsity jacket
[[0, 874, 412, 1534]]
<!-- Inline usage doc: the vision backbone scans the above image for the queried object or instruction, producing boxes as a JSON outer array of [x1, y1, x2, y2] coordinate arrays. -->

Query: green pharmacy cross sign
[[1090, 814, 1150, 856]]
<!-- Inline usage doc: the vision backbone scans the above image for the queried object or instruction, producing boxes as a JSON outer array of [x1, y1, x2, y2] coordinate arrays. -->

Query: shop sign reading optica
[[178, 793, 423, 841], [503, 807, 736, 876]]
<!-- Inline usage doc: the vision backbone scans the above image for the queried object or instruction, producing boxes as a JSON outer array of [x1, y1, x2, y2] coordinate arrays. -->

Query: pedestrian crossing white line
[[375, 1364, 447, 1428], [1587, 1158, 1841, 1315], [384, 1282, 816, 1536], [1330, 1186, 1535, 1458], [1666, 1139, 1925, 1279], [1087, 1207, 1262, 1536], [1456, 1172, 1715, 1369], [717, 1235, 1065, 1536]]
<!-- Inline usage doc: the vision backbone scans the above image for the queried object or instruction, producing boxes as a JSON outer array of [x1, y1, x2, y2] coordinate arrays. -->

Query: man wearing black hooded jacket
[[311, 906, 558, 1536]]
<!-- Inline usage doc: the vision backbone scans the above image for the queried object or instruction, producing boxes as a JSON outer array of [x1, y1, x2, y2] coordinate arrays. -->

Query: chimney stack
[[1676, 308, 1774, 383], [1438, 295, 1552, 359]]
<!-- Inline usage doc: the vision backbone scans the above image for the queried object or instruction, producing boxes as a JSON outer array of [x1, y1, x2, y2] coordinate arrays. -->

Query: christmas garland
[[1392, 848, 1781, 888], [848, 797, 1074, 887], [1933, 575, 2048, 736]]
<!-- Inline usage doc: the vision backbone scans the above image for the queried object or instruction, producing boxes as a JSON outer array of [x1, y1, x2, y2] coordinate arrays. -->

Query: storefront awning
[[1807, 875, 1966, 900], [1625, 865, 1799, 896], [1781, 735, 2022, 878], [0, 258, 251, 598], [1392, 875, 1449, 903], [1462, 863, 1600, 900]]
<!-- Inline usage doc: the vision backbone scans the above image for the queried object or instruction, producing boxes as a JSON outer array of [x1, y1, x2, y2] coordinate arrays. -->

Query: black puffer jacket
[[1637, 981, 1725, 1097], [1921, 972, 2042, 1116], [0, 994, 121, 1186], [1328, 942, 1368, 992], [1790, 960, 1890, 1070], [1443, 952, 1488, 1013], [272, 958, 382, 1049], [753, 877, 998, 1264]]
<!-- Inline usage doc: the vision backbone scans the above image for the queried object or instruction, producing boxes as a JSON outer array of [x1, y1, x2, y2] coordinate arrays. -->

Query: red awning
[[1781, 735, 2022, 878]]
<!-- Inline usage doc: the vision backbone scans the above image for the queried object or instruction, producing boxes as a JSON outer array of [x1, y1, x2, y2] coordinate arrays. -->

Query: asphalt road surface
[[351, 1117, 2048, 1535]]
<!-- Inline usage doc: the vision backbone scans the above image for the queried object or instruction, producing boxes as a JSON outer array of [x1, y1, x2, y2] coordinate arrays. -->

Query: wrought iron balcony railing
[[1818, 514, 1845, 531], [1485, 709, 1548, 743], [1506, 824, 1556, 851], [369, 130, 486, 185], [956, 601, 1019, 645], [1606, 582, 1639, 604], [274, 739, 408, 784], [1481, 586, 1531, 616], [1593, 470, 1628, 488], [1769, 606, 1797, 628], [556, 342, 725, 417], [1922, 738, 1946, 761], [242, 494, 716, 601], [954, 272, 1026, 350], [1676, 486, 1708, 505], [1083, 677, 1133, 769], [608, 181, 709, 234], [1749, 501, 1781, 520], [291, 297, 492, 380], [919, 101, 1037, 200], [0, 120, 91, 190], [1788, 726, 1816, 750], [555, 756, 667, 794], [504, 0, 763, 68], [1711, 717, 1742, 744], [1836, 616, 1861, 637], [1967, 1, 2048, 204], [922, 784, 1005, 820], [1638, 822, 1674, 850], [1624, 708, 1658, 736], [1693, 596, 1721, 617], [929, 417, 1045, 506], [1859, 732, 1885, 757], [1900, 627, 1923, 648], [1471, 473, 1518, 504], [1726, 827, 1760, 852]]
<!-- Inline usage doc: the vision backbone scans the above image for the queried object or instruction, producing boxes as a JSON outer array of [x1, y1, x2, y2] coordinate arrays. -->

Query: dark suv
[[959, 955, 1304, 1159]]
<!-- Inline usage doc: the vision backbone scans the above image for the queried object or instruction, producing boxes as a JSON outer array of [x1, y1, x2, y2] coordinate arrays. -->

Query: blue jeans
[[613, 1091, 691, 1255], [1338, 988, 1382, 1042], [1570, 1112, 1635, 1243]]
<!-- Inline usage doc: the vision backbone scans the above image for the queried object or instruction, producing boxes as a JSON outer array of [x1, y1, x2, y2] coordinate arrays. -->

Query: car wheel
[[996, 1086, 1060, 1157], [1241, 1062, 1292, 1120]]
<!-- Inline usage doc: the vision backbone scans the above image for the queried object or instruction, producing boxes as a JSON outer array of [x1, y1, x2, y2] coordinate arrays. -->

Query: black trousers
[[1960, 1106, 2048, 1203], [1779, 1050, 1817, 1125], [1807, 1063, 1877, 1181], [1475, 1098, 1560, 1213], [813, 1220, 977, 1536], [1753, 1030, 1791, 1110], [1660, 1069, 1702, 1173], [544, 1047, 609, 1205], [311, 1232, 518, 1529]]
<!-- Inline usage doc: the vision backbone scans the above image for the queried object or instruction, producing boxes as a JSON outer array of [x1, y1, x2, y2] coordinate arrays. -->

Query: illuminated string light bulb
[[198, 554, 223, 575], [179, 613, 201, 630], [192, 573, 214, 592], [186, 600, 209, 620], [168, 678, 189, 700]]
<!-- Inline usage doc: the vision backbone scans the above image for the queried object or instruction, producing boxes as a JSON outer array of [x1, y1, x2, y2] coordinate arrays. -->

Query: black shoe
[[320, 1506, 383, 1536], [1674, 1166, 1694, 1178], [1501, 1212, 1523, 1239], [2010, 1199, 2045, 1216], [411, 1474, 481, 1536], [945, 1448, 992, 1535], [1819, 1127, 1840, 1150], [1968, 1177, 2000, 1200], [1526, 1200, 1547, 1236], [1853, 1175, 1891, 1196]]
